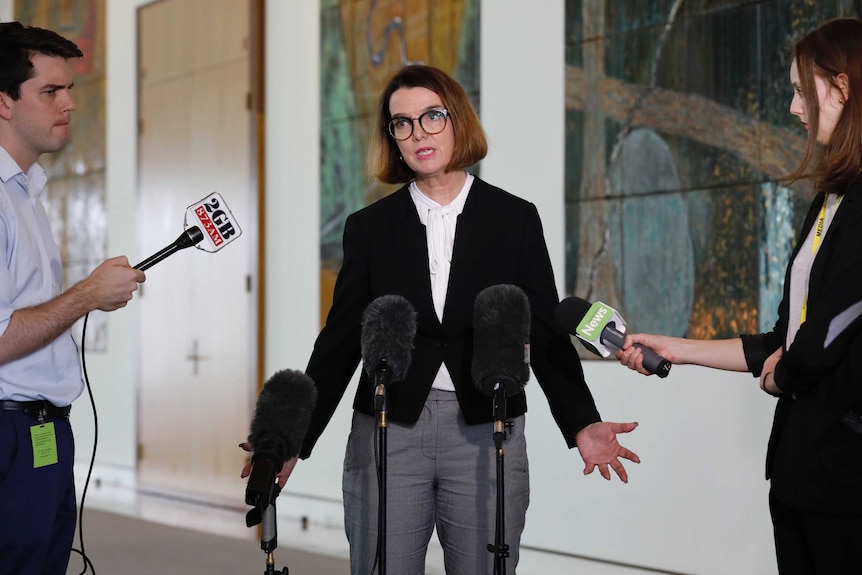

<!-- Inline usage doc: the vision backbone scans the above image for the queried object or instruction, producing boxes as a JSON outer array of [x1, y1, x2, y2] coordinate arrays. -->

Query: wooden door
[[137, 0, 257, 501]]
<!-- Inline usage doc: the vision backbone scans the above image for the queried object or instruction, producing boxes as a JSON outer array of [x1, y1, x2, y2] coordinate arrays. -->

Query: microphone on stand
[[245, 369, 317, 551], [555, 297, 672, 378], [471, 284, 531, 575], [471, 284, 531, 419], [361, 294, 417, 391], [134, 192, 242, 271], [360, 294, 417, 575]]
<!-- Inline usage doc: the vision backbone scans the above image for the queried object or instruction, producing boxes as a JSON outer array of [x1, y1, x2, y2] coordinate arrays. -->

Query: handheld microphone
[[361, 295, 418, 389], [245, 370, 317, 518], [471, 285, 531, 398], [134, 192, 242, 271], [555, 297, 672, 378]]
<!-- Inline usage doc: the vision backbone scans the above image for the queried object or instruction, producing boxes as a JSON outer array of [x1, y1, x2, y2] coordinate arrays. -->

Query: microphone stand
[[260, 485, 289, 575], [245, 456, 289, 574], [487, 382, 509, 575], [373, 361, 390, 575]]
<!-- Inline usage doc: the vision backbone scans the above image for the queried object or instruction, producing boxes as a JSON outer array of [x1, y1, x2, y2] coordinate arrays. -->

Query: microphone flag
[[184, 192, 243, 253], [572, 300, 628, 358]]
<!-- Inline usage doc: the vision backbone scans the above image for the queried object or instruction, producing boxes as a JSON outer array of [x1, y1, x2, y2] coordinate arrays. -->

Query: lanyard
[[801, 194, 842, 324]]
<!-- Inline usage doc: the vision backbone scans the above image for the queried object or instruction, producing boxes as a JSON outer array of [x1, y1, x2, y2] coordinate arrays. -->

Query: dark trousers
[[770, 490, 862, 575], [0, 410, 76, 575]]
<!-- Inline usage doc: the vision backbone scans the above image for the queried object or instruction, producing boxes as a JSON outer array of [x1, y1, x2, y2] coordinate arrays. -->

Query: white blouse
[[409, 173, 474, 391], [787, 193, 842, 348]]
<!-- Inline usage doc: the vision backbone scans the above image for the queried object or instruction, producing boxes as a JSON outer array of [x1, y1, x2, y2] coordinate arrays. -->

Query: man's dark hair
[[0, 21, 82, 100]]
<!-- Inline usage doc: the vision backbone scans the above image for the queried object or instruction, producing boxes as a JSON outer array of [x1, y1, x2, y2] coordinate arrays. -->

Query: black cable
[[69, 311, 97, 575]]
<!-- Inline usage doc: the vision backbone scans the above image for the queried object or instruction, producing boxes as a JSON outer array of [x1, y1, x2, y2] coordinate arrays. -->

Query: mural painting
[[565, 0, 859, 351]]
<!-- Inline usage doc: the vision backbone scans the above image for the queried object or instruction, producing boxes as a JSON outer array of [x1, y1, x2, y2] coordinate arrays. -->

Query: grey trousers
[[343, 389, 530, 575]]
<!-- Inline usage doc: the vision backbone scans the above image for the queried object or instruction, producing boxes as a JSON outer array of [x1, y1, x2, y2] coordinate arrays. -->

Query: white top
[[0, 146, 83, 405], [787, 193, 842, 348], [409, 173, 474, 391]]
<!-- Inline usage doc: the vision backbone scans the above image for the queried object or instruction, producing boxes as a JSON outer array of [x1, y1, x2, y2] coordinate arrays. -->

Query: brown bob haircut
[[790, 18, 862, 194], [367, 64, 488, 184]]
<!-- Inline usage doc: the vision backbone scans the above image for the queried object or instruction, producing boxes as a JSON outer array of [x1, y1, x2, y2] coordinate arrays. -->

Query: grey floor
[[63, 483, 679, 575], [64, 509, 350, 575]]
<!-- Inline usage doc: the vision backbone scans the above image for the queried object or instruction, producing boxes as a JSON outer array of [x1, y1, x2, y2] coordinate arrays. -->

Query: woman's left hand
[[759, 347, 784, 396], [575, 421, 640, 483]]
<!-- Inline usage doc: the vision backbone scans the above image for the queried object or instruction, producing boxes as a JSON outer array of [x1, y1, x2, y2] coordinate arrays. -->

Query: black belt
[[0, 400, 71, 420]]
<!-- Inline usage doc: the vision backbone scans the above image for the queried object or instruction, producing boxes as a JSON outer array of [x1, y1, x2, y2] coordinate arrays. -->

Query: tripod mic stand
[[373, 361, 390, 575], [261, 489, 289, 575], [245, 457, 290, 575], [487, 384, 510, 575]]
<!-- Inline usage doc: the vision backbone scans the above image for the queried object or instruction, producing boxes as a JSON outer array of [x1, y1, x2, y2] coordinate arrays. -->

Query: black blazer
[[300, 177, 601, 459], [742, 184, 862, 513]]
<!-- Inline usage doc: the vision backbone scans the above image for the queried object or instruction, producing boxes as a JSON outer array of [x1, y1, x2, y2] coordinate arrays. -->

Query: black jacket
[[301, 177, 601, 459], [742, 184, 862, 513]]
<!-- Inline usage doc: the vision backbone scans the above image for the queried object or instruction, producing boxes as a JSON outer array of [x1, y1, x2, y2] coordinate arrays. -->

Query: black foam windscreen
[[248, 369, 318, 462], [554, 296, 593, 334], [471, 284, 531, 397], [555, 296, 672, 377], [554, 296, 605, 357], [361, 294, 418, 384]]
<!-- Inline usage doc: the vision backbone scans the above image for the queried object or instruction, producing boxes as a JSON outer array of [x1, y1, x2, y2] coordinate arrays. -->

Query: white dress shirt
[[410, 173, 474, 391], [0, 146, 82, 405]]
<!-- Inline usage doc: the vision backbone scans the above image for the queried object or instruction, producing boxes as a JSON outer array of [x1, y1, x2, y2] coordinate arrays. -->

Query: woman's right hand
[[239, 442, 300, 488], [615, 333, 674, 376]]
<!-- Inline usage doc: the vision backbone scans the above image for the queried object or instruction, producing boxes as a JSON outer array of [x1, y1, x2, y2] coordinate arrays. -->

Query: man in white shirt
[[0, 22, 145, 575]]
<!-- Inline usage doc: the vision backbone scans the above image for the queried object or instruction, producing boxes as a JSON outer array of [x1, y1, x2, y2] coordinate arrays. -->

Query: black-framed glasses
[[388, 108, 449, 141]]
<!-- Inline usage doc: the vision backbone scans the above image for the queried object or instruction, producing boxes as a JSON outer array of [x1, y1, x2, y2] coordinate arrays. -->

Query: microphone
[[134, 192, 242, 271], [245, 369, 317, 518], [361, 295, 418, 389], [471, 284, 531, 398], [361, 296, 416, 569], [555, 297, 672, 378], [134, 227, 203, 271]]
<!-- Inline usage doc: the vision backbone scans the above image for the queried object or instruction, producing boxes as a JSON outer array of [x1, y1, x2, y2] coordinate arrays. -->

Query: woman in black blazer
[[271, 65, 640, 575], [617, 19, 862, 575]]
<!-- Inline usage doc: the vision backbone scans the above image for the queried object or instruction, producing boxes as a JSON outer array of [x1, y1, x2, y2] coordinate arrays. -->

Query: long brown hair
[[790, 18, 862, 194], [367, 65, 487, 184]]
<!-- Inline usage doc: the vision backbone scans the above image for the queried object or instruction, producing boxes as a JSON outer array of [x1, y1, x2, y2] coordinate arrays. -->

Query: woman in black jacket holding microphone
[[617, 19, 862, 575]]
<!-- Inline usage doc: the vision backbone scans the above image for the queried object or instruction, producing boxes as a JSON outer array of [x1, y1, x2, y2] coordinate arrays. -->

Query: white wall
[[263, 1, 321, 394], [89, 1, 778, 573]]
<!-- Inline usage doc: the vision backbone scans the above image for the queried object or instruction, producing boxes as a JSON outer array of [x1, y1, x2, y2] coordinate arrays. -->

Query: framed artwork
[[564, 0, 858, 346]]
